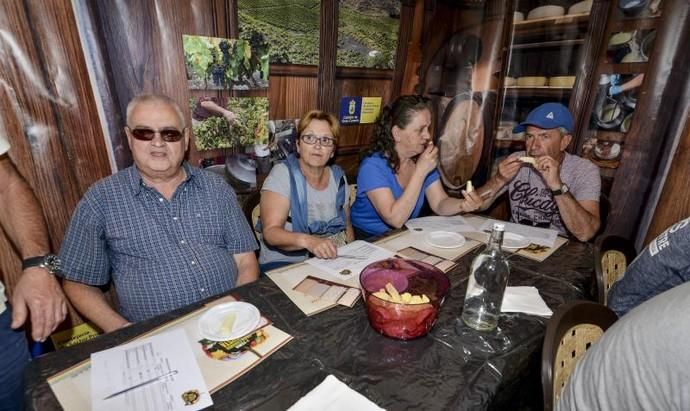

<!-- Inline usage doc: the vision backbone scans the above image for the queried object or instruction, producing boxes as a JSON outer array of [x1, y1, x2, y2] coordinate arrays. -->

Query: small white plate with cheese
[[198, 301, 261, 341]]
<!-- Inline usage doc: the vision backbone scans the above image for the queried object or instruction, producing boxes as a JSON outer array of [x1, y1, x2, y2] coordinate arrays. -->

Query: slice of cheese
[[519, 156, 537, 165], [466, 180, 474, 193], [385, 282, 402, 303], [219, 313, 237, 335]]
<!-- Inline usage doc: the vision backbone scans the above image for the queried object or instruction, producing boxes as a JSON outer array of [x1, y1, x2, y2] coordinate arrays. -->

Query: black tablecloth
[[24, 241, 593, 410]]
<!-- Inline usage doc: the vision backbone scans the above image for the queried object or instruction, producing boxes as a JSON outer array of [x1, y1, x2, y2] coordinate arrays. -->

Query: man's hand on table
[[11, 267, 67, 342]]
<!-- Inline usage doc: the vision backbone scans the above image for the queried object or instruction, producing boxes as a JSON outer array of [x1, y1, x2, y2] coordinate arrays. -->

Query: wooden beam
[[317, 0, 338, 113]]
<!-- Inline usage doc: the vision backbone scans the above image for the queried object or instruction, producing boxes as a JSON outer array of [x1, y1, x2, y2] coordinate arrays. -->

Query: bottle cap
[[493, 223, 505, 231]]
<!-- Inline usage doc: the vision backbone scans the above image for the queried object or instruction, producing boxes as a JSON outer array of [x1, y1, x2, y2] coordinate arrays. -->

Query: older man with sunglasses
[[59, 94, 259, 332]]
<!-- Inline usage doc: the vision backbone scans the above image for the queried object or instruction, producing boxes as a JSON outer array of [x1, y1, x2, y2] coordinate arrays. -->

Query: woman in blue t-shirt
[[351, 95, 482, 238]]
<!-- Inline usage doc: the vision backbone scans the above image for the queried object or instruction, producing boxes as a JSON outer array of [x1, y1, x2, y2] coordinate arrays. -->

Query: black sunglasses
[[127, 126, 185, 142]]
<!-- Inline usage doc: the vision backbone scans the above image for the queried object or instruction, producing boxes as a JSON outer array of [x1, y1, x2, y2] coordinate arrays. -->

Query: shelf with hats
[[512, 12, 591, 43], [572, 0, 662, 181], [491, 1, 602, 168]]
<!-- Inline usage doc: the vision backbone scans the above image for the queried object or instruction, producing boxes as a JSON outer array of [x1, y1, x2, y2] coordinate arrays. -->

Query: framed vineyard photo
[[336, 0, 401, 69], [238, 0, 320, 66], [183, 34, 269, 90], [191, 97, 269, 151]]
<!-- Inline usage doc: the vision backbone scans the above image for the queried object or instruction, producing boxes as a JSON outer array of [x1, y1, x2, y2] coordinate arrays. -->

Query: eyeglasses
[[127, 126, 185, 142], [300, 134, 336, 147]]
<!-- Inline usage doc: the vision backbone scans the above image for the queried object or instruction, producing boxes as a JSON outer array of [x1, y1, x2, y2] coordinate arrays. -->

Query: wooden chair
[[594, 235, 637, 305], [242, 190, 262, 245], [348, 183, 357, 207], [541, 300, 618, 411]]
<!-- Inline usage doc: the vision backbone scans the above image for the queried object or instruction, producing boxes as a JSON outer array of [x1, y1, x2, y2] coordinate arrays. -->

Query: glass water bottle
[[461, 223, 510, 331]]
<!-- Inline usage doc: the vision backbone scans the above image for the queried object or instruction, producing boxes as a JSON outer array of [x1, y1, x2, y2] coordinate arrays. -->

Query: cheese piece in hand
[[519, 156, 537, 165], [466, 180, 474, 193]]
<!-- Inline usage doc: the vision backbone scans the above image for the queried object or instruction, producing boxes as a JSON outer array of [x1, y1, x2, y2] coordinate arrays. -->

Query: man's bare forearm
[[478, 175, 508, 211], [0, 157, 50, 258], [555, 195, 600, 241], [62, 280, 129, 333]]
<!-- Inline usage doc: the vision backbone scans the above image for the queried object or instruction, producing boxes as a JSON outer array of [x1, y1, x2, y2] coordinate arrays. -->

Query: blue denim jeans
[[0, 307, 30, 411]]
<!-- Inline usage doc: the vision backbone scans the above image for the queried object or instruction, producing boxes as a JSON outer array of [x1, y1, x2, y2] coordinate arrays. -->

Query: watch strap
[[22, 254, 60, 274], [551, 184, 569, 196]]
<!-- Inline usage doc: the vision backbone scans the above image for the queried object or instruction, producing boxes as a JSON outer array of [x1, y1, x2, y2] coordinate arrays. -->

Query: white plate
[[198, 302, 261, 341], [502, 233, 531, 249], [425, 231, 466, 249]]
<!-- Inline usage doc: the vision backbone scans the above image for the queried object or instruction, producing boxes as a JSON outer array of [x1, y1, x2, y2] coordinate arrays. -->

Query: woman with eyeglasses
[[351, 95, 483, 238], [258, 110, 354, 271]]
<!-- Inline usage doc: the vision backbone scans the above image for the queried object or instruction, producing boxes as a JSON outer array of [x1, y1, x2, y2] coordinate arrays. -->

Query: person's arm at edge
[[234, 251, 259, 286], [425, 180, 483, 215], [0, 154, 67, 341], [476, 156, 524, 211], [61, 279, 128, 333]]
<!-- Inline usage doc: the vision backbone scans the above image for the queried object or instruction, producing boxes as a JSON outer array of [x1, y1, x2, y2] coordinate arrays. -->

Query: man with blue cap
[[476, 103, 601, 241]]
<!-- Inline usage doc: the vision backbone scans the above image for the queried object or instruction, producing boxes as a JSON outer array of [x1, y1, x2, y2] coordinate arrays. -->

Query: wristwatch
[[551, 183, 570, 196], [22, 254, 61, 274]]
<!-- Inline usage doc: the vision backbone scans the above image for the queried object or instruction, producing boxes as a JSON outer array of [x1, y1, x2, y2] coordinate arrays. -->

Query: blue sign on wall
[[339, 97, 362, 125]]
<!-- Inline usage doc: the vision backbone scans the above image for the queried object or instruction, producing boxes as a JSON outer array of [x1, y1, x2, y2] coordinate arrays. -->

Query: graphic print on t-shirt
[[508, 175, 562, 231]]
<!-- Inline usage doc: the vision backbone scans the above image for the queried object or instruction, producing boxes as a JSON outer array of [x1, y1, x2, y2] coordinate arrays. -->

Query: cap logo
[[546, 112, 554, 119]]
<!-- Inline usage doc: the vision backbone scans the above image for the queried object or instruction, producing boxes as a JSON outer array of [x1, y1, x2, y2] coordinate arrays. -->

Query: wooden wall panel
[[268, 75, 318, 120], [644, 112, 690, 243], [0, 0, 112, 323]]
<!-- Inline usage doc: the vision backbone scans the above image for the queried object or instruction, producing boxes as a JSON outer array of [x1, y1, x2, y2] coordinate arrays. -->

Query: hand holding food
[[519, 156, 537, 165], [497, 156, 523, 183], [534, 155, 562, 190], [460, 189, 483, 213], [373, 282, 431, 304], [416, 144, 439, 176]]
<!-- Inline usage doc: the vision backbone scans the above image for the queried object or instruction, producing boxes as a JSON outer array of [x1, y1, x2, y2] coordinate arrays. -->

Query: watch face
[[44, 254, 61, 273]]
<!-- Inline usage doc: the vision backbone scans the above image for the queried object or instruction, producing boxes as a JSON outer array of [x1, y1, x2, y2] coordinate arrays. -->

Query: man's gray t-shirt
[[557, 281, 690, 411], [259, 163, 348, 265], [500, 151, 600, 235], [609, 216, 690, 316]]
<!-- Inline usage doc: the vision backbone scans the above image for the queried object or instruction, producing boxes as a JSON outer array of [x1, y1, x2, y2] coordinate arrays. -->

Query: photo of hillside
[[238, 0, 400, 69], [337, 0, 401, 69], [239, 0, 320, 65]]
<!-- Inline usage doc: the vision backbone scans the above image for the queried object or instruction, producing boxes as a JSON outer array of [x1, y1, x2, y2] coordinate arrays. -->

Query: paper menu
[[478, 219, 558, 248], [405, 215, 476, 233], [304, 240, 395, 279], [90, 328, 212, 411]]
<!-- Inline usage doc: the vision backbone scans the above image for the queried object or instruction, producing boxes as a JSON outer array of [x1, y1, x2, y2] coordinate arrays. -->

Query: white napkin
[[288, 375, 385, 411], [501, 286, 553, 317]]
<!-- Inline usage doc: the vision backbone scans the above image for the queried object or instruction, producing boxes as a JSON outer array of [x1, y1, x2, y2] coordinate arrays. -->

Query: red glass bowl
[[360, 258, 450, 340]]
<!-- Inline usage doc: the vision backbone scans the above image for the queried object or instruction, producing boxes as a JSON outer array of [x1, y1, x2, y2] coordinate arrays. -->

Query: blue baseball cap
[[513, 103, 574, 134]]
